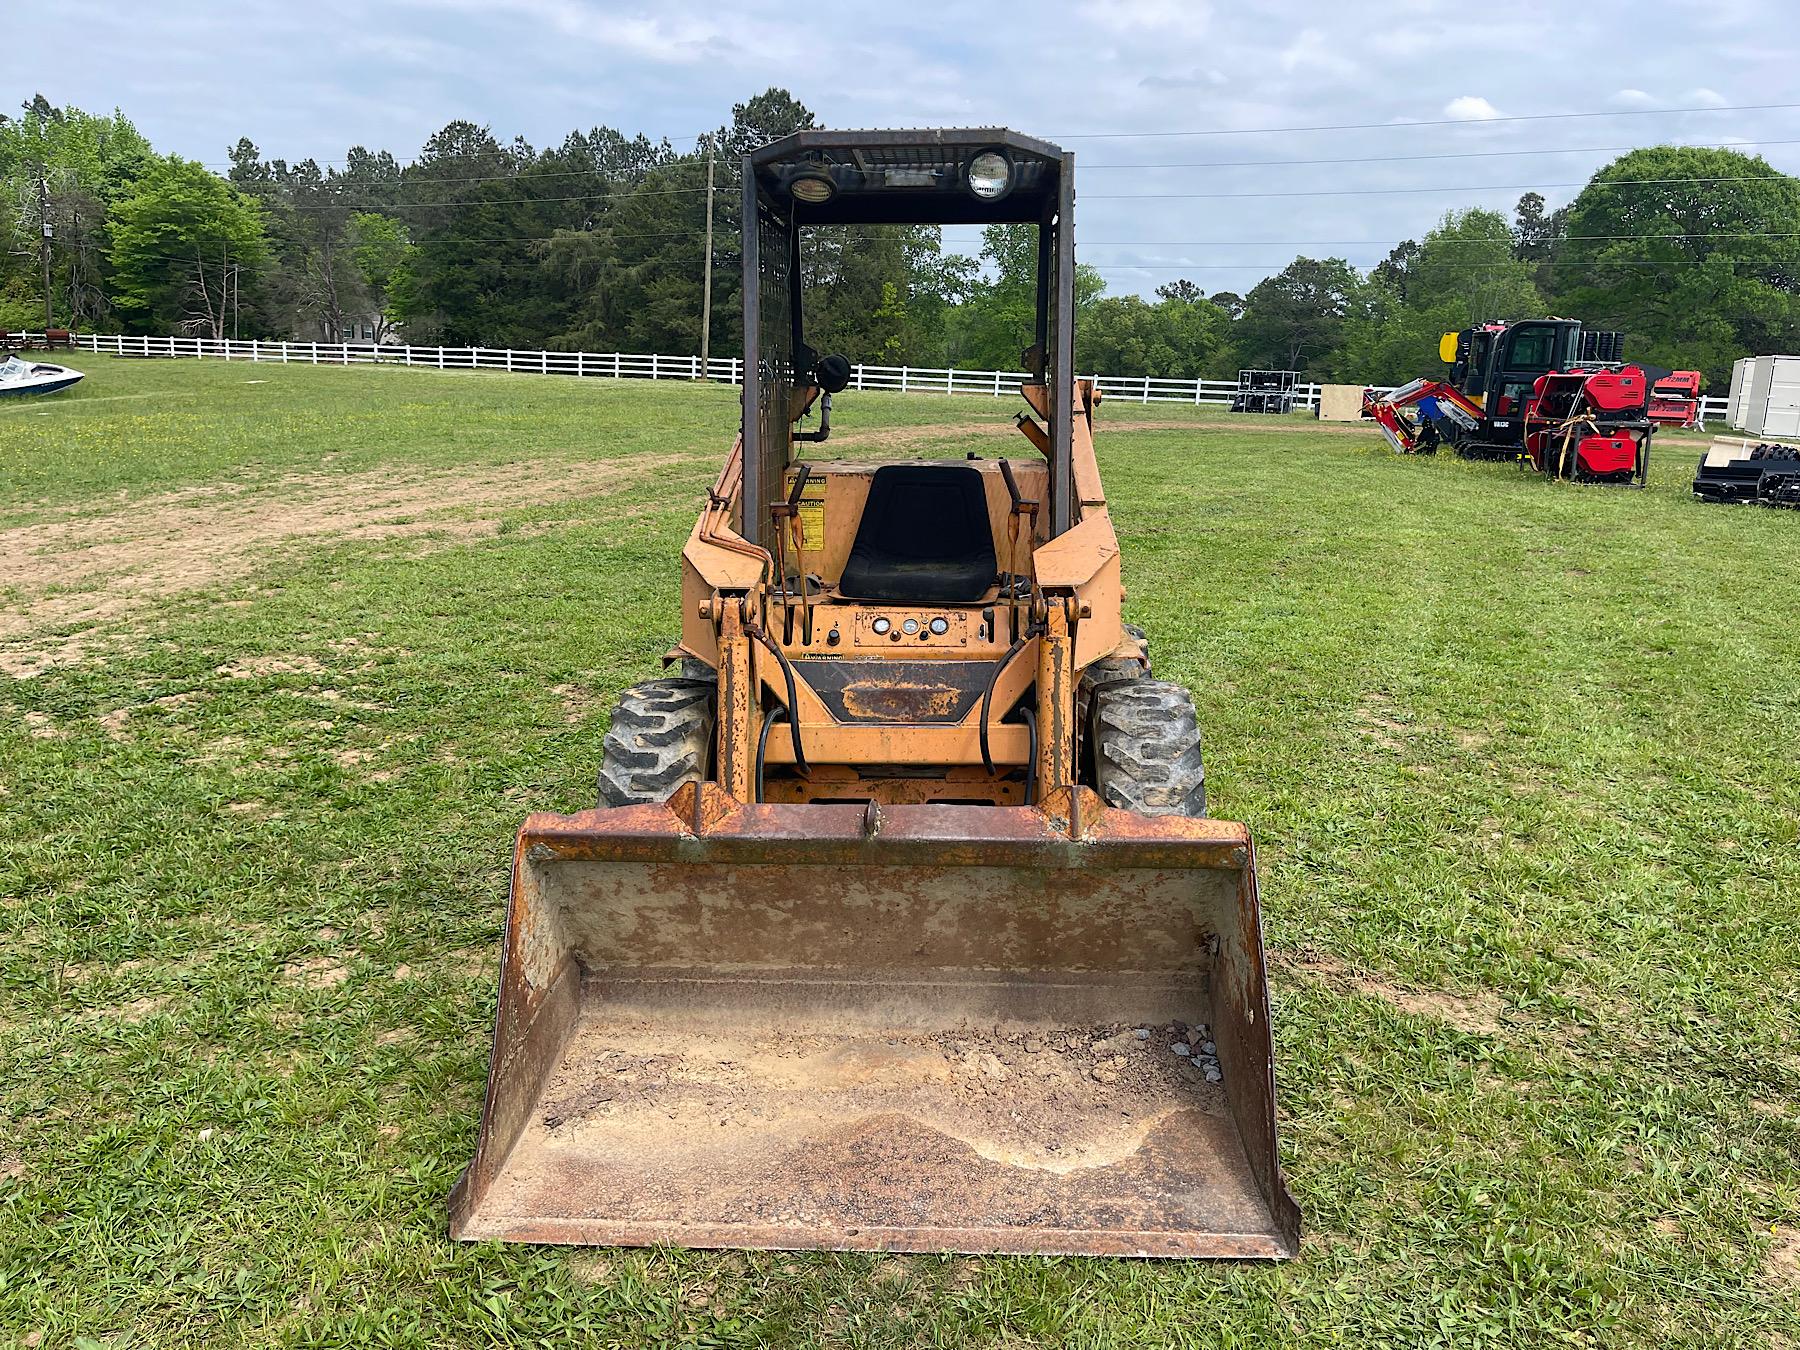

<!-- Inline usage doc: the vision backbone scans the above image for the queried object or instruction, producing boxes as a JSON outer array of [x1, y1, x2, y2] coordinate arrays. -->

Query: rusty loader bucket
[[449, 785, 1299, 1258]]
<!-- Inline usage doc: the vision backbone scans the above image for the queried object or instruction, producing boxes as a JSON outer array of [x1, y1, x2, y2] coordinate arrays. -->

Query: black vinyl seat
[[836, 464, 998, 604]]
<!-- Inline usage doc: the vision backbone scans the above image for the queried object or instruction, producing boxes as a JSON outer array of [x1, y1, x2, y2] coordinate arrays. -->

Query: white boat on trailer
[[0, 353, 84, 397]]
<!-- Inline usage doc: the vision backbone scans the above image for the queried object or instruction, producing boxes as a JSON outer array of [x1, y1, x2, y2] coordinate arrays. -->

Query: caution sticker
[[792, 472, 827, 552]]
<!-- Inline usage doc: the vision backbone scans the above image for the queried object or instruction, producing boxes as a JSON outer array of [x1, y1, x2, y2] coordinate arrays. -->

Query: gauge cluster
[[852, 609, 971, 649]]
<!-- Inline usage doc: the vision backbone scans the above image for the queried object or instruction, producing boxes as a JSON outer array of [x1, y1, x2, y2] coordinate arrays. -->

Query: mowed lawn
[[2, 354, 1797, 1348]]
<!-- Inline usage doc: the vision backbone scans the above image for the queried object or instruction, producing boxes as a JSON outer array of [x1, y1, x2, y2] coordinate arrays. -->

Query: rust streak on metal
[[841, 680, 963, 722]]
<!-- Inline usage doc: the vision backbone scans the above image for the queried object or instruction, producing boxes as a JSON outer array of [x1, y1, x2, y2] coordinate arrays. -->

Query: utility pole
[[699, 151, 714, 379], [38, 171, 53, 330]]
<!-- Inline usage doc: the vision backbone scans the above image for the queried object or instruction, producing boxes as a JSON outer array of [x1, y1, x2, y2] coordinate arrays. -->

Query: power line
[[198, 98, 1800, 172], [1078, 258, 1791, 273], [214, 138, 1800, 202], [1081, 138, 1800, 171], [203, 135, 1800, 192], [1055, 100, 1800, 140], [237, 168, 1798, 216], [226, 160, 743, 191], [1088, 174, 1795, 201], [265, 182, 717, 211], [100, 224, 1800, 259]]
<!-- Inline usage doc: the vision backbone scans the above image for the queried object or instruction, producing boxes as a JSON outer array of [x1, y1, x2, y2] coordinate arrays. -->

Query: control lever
[[768, 464, 815, 644], [998, 459, 1038, 643]]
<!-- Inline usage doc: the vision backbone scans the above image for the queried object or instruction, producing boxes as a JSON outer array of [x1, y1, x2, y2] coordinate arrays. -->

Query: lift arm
[[1365, 378, 1485, 454]]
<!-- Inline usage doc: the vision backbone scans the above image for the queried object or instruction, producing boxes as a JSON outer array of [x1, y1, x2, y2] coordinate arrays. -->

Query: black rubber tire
[[1089, 678, 1207, 818], [596, 677, 715, 807], [1080, 622, 1153, 694]]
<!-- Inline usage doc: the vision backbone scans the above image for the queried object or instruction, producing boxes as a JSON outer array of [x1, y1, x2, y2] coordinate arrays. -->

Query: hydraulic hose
[[1013, 707, 1038, 806], [753, 707, 788, 803], [979, 636, 1031, 779], [752, 630, 810, 778]]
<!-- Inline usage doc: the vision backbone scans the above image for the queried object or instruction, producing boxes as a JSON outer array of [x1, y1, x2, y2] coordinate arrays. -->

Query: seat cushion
[[837, 464, 997, 604]]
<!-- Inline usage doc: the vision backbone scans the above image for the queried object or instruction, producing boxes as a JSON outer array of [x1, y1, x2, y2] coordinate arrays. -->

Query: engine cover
[[1578, 435, 1639, 477]]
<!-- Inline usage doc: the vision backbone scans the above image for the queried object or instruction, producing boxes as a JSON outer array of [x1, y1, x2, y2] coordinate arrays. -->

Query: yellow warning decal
[[792, 473, 827, 551]]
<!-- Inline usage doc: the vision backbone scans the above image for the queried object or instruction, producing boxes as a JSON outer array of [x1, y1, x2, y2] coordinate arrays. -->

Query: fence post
[[577, 351, 587, 377], [947, 367, 954, 394], [613, 353, 621, 379], [652, 353, 660, 380], [901, 366, 909, 393], [993, 369, 1002, 397], [856, 364, 865, 391], [541, 350, 549, 374]]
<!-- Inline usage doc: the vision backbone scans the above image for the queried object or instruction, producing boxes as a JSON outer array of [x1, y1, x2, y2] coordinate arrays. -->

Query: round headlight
[[871, 617, 890, 635], [929, 617, 949, 635], [966, 150, 1013, 201], [789, 168, 836, 204]]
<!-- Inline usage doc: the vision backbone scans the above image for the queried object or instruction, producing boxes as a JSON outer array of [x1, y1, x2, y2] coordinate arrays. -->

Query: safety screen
[[746, 194, 796, 557]]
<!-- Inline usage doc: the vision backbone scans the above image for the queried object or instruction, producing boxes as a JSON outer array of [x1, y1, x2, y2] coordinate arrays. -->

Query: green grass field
[[2, 355, 1797, 1348]]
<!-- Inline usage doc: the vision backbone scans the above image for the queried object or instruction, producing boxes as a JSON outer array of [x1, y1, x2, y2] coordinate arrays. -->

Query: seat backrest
[[837, 464, 997, 604]]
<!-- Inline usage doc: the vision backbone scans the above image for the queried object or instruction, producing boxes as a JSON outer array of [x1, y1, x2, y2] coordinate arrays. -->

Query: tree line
[[5, 90, 1799, 387]]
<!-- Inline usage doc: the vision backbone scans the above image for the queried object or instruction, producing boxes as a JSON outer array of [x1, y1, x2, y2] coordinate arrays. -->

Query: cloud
[[1443, 96, 1503, 121], [1609, 88, 1659, 107], [1139, 68, 1230, 91], [392, 0, 734, 64], [19, 0, 1800, 306], [1079, 0, 1211, 34], [1278, 28, 1355, 77]]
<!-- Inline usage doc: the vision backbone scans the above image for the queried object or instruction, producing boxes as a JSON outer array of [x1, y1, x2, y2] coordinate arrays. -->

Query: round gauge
[[902, 618, 920, 634], [871, 617, 890, 634], [929, 617, 949, 635]]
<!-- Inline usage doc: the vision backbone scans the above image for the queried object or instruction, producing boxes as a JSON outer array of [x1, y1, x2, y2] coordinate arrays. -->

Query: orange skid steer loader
[[449, 129, 1299, 1259]]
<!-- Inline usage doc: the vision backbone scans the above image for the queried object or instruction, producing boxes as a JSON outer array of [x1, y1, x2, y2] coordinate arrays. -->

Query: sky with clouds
[[9, 0, 1800, 295]]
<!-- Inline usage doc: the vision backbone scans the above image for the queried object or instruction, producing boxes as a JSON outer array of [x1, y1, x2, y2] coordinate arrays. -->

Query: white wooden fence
[[49, 332, 1732, 421], [64, 332, 1323, 410]]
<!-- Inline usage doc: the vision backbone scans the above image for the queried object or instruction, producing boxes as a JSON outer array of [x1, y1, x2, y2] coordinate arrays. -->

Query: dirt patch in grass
[[216, 654, 327, 679], [1284, 950, 1507, 1035], [112, 995, 174, 1024], [283, 956, 350, 989], [551, 682, 605, 722], [0, 454, 676, 676], [21, 710, 62, 739], [1767, 1227, 1800, 1290], [1353, 693, 1413, 753]]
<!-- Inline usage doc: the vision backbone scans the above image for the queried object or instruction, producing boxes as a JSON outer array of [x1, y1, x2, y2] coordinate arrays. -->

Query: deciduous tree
[[110, 157, 267, 337]]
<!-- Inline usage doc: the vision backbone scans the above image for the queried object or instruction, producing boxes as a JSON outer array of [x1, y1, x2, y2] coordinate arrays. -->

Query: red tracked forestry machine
[[448, 128, 1299, 1260], [1366, 318, 1702, 486]]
